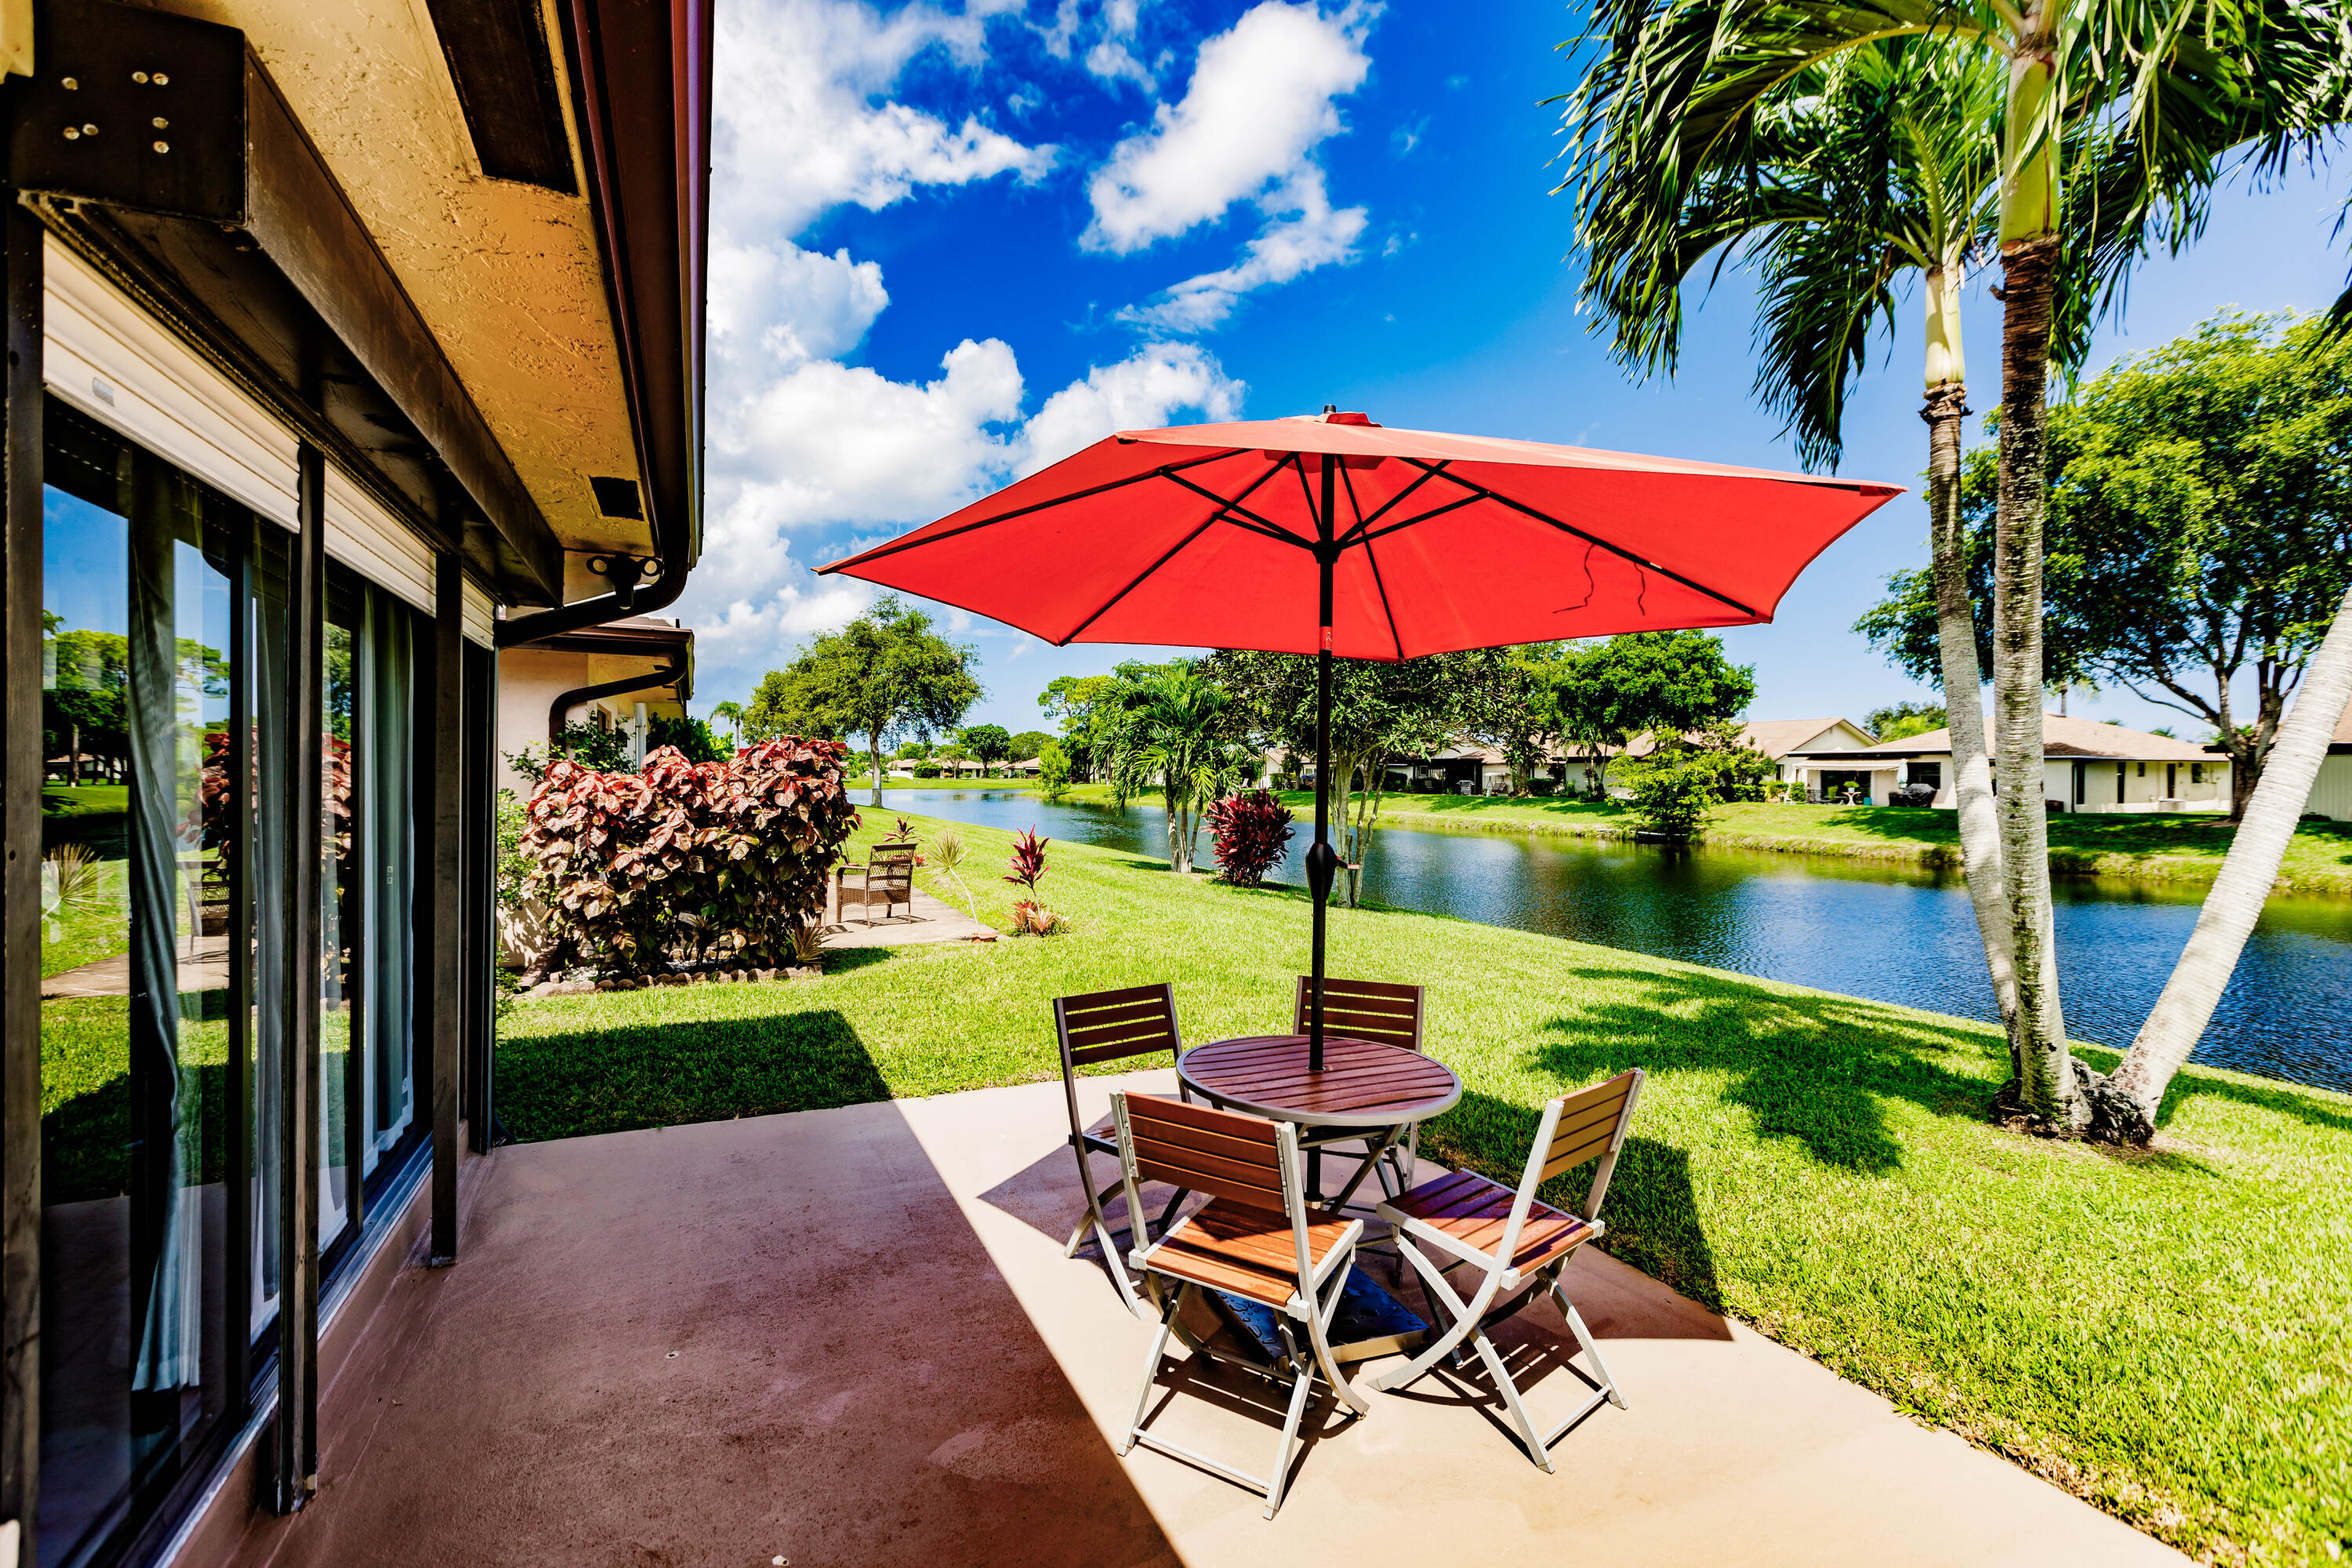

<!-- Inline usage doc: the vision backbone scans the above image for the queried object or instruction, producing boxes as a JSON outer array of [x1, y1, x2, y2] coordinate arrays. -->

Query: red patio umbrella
[[821, 410, 1901, 1068]]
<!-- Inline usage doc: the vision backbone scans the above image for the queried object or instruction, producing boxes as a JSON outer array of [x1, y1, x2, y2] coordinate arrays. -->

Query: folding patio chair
[[1053, 984, 1192, 1318], [1292, 975, 1425, 1196], [1372, 1068, 1645, 1471], [1110, 1092, 1371, 1518]]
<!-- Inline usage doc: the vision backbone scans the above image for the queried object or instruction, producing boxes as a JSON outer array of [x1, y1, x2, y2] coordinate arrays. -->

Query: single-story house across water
[[1784, 713, 2232, 811], [2310, 704, 2352, 820]]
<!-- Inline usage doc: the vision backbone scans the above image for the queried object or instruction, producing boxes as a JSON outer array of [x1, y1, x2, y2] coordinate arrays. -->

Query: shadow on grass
[[495, 1007, 890, 1145], [1473, 963, 2352, 1178]]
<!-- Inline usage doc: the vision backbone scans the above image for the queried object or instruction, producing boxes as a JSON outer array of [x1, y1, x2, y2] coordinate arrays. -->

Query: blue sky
[[681, 0, 2352, 741]]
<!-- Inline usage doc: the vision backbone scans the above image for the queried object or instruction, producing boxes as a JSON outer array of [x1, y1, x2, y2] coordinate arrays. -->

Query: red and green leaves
[[1205, 789, 1294, 887], [521, 737, 858, 977]]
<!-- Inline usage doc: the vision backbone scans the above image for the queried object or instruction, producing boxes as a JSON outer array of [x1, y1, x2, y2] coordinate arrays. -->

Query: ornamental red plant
[[521, 737, 858, 977], [1004, 827, 1049, 892], [1204, 789, 1294, 887]]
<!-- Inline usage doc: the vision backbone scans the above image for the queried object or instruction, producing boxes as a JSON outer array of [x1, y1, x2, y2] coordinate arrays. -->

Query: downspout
[[548, 653, 688, 741]]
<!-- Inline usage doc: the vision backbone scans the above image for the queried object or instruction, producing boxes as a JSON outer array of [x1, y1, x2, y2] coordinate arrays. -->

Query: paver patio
[[213, 1069, 2188, 1567]]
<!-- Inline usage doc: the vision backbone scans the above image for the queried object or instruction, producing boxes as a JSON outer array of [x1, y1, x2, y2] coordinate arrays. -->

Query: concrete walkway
[[822, 886, 996, 949], [220, 1073, 2187, 1568]]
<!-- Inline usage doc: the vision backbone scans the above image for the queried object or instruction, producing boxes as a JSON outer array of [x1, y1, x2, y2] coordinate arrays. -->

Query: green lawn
[[1051, 783, 2352, 895], [498, 809, 2352, 1566]]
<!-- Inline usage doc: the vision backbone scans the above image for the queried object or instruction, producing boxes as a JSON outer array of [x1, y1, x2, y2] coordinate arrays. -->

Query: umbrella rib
[[1358, 492, 1486, 540], [1359, 524, 1406, 661], [1056, 514, 1225, 645], [1334, 461, 1447, 546], [1391, 460, 1763, 621], [1156, 466, 1311, 548], [816, 448, 1249, 572]]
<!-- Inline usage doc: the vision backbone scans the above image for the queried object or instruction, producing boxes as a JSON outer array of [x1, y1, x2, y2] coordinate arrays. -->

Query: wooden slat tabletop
[[1178, 1035, 1461, 1128]]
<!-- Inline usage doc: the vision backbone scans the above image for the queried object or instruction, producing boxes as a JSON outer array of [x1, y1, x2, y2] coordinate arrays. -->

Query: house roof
[[2333, 703, 2352, 753], [1793, 712, 2220, 763], [1735, 718, 1870, 760]]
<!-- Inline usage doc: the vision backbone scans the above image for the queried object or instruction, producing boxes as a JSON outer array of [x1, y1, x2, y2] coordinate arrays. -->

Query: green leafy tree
[[1036, 740, 1073, 802], [1101, 670, 1251, 873], [745, 598, 981, 805], [935, 739, 970, 770], [1008, 729, 1054, 764], [1461, 642, 1577, 795], [1203, 648, 1501, 906], [894, 739, 931, 760], [960, 724, 1012, 777], [648, 713, 724, 764], [1548, 633, 1756, 797], [1864, 701, 1948, 742]]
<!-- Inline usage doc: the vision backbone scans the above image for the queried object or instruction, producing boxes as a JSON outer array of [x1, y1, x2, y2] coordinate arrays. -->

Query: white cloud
[[1085, 0, 1156, 91], [714, 0, 1055, 242], [1018, 342, 1245, 474], [708, 240, 889, 412], [1083, 2, 1372, 253], [1117, 173, 1364, 332]]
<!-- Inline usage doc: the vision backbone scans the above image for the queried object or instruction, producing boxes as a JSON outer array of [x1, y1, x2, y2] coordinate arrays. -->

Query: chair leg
[[1121, 1290, 1180, 1457], [1262, 1334, 1319, 1519], [1371, 1239, 1491, 1392], [1470, 1327, 1557, 1474], [1555, 1283, 1626, 1408]]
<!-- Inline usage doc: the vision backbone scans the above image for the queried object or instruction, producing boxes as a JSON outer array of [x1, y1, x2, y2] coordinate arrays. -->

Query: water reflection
[[878, 789, 2352, 1093]]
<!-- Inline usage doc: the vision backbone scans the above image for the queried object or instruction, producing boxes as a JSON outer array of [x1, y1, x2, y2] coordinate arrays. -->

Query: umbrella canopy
[[819, 411, 1902, 660], [822, 410, 1902, 1078]]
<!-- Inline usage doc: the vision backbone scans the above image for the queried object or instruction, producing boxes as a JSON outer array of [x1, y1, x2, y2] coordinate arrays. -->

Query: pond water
[[874, 789, 2352, 1094]]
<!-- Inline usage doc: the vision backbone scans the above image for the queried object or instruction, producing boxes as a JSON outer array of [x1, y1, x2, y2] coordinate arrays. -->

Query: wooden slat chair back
[[1109, 1093, 1370, 1517], [1293, 976, 1427, 1195], [1372, 1067, 1645, 1471], [1052, 984, 1187, 1317]]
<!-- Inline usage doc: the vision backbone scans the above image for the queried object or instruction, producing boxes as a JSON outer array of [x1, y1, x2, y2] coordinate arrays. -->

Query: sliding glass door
[[38, 398, 431, 1566]]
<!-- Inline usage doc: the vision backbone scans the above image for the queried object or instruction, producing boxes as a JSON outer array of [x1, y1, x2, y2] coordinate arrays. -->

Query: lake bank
[[1054, 784, 2352, 895]]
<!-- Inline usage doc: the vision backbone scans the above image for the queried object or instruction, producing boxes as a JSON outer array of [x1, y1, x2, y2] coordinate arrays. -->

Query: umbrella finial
[[1323, 403, 1337, 415]]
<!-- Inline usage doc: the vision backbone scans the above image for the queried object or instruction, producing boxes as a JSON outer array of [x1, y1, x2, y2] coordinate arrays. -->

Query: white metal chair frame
[[1111, 1093, 1371, 1519], [1373, 1068, 1645, 1472], [1052, 985, 1192, 1319]]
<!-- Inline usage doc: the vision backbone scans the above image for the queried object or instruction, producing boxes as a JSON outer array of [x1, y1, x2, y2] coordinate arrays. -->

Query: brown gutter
[[548, 652, 689, 741]]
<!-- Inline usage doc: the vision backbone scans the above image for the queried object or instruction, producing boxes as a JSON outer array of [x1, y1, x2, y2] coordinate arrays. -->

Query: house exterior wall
[[2307, 753, 2352, 821], [495, 647, 688, 796], [2060, 757, 2229, 813]]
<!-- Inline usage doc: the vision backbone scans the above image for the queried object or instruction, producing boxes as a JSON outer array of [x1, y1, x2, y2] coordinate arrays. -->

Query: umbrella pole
[[1306, 452, 1340, 1078]]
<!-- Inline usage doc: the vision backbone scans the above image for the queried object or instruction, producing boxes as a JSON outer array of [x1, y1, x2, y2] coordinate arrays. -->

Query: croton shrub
[[1205, 789, 1294, 887], [521, 737, 858, 977]]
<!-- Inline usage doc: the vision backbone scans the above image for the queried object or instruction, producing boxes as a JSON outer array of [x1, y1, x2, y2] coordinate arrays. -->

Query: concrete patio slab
[[821, 887, 995, 949], [211, 1072, 2187, 1568]]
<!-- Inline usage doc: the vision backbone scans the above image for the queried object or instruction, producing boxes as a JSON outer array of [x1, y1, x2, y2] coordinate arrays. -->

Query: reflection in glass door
[[38, 401, 251, 1566]]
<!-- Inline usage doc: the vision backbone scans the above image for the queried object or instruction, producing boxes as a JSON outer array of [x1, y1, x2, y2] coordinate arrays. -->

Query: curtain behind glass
[[249, 519, 291, 1337], [357, 586, 416, 1164]]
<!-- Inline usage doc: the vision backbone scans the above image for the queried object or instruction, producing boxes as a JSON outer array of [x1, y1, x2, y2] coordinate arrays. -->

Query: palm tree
[[1563, 0, 2346, 1130], [1104, 671, 1247, 874], [1567, 37, 2027, 1069], [710, 700, 743, 753]]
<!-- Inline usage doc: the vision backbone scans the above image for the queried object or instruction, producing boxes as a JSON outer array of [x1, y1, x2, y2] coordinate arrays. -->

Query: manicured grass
[[499, 810, 2352, 1565], [1056, 782, 2352, 895]]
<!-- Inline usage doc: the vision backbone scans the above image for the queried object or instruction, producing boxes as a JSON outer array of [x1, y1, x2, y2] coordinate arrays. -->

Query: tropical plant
[[648, 713, 725, 764], [709, 700, 744, 750], [1008, 730, 1055, 764], [1616, 746, 1722, 839], [743, 597, 980, 804], [518, 739, 858, 977], [1004, 827, 1050, 893], [1204, 789, 1295, 887], [929, 829, 981, 925], [1100, 669, 1250, 874], [507, 721, 633, 782]]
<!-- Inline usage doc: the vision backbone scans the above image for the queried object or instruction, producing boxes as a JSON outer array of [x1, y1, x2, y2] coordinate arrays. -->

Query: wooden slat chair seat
[[1053, 984, 1193, 1318], [1292, 976, 1426, 1195], [1373, 1068, 1645, 1472], [1113, 1093, 1370, 1518]]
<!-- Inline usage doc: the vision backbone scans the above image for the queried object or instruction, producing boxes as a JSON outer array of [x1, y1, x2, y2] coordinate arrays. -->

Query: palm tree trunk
[[1993, 232, 2079, 1127], [2105, 584, 2352, 1137], [1923, 372, 2023, 1067]]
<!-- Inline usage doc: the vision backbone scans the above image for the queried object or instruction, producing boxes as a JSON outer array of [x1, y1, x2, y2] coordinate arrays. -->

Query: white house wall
[[2308, 755, 2352, 821]]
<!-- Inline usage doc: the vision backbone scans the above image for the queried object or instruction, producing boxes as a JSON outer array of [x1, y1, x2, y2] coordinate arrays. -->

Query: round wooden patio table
[[1178, 1034, 1461, 1207]]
